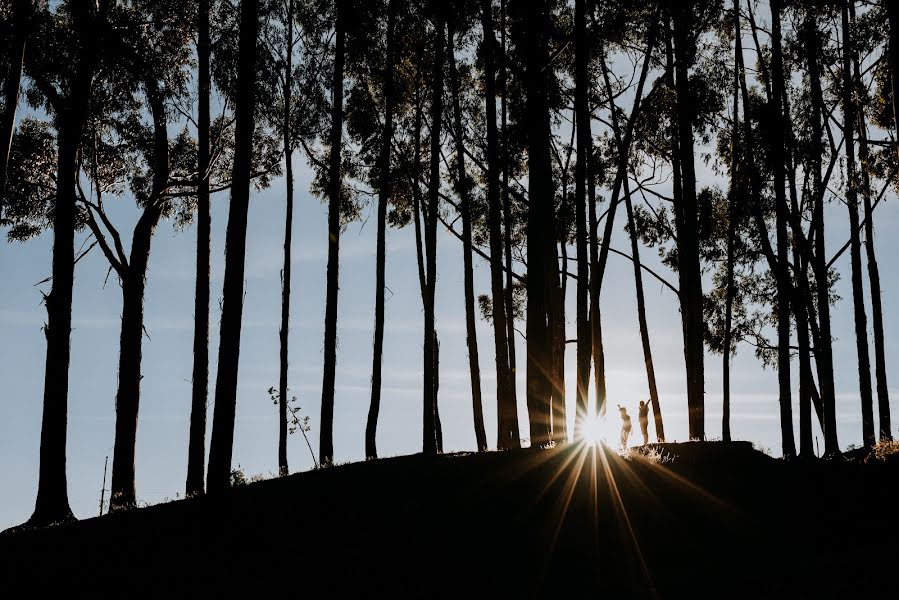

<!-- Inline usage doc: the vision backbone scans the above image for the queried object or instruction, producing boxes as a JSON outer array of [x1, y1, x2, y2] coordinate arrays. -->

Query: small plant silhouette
[[268, 386, 318, 469]]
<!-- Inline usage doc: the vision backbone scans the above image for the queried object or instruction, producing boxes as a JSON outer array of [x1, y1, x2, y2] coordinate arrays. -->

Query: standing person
[[618, 405, 632, 450], [638, 400, 650, 445]]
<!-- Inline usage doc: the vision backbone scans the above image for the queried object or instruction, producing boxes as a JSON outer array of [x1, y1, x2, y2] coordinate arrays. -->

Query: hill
[[1, 442, 897, 596]]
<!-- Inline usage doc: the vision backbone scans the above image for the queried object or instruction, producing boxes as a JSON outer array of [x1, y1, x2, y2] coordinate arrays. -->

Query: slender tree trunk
[[664, 19, 691, 436], [859, 115, 891, 443], [207, 0, 260, 491], [722, 0, 739, 444], [0, 0, 30, 217], [278, 0, 295, 475], [499, 0, 520, 449], [319, 4, 345, 466], [448, 24, 487, 452], [890, 1, 899, 165], [805, 15, 839, 455], [518, 0, 553, 447], [31, 116, 79, 525], [624, 182, 664, 442], [110, 209, 162, 510], [841, 2, 875, 450], [851, 27, 891, 442], [366, 0, 397, 459], [186, 0, 210, 497], [481, 0, 512, 452], [423, 15, 444, 455], [768, 0, 796, 457], [573, 0, 591, 439], [30, 2, 104, 524], [671, 7, 705, 440]]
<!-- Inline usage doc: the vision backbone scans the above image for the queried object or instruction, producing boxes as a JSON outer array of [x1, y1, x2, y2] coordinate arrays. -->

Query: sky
[[2, 22, 898, 532]]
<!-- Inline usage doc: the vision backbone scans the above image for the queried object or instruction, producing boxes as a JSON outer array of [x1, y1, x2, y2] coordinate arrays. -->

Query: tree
[[803, 11, 839, 455], [889, 1, 899, 164], [480, 0, 514, 452], [319, 0, 345, 466], [767, 0, 796, 457], [671, 4, 705, 441], [448, 17, 487, 452], [21, 0, 113, 526], [512, 0, 553, 447], [186, 0, 211, 498], [365, 0, 399, 460], [207, 0, 262, 492], [422, 8, 444, 455], [840, 1, 875, 450], [573, 0, 591, 439], [850, 2, 891, 442]]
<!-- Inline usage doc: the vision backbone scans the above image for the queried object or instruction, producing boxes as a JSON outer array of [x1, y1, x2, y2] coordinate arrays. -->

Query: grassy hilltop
[[2, 442, 897, 597]]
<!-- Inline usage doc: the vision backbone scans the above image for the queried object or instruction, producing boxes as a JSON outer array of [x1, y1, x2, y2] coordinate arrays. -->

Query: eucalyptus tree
[[448, 8, 488, 452], [509, 0, 555, 446], [422, 5, 446, 454], [850, 1, 891, 442], [889, 1, 899, 162], [79, 0, 199, 509], [365, 0, 400, 459], [18, 0, 114, 526], [840, 1, 875, 450], [207, 0, 263, 492], [318, 0, 347, 465], [480, 0, 515, 451], [186, 0, 212, 498]]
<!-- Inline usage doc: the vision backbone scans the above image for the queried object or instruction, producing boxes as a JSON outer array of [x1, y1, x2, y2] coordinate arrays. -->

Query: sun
[[579, 412, 607, 447]]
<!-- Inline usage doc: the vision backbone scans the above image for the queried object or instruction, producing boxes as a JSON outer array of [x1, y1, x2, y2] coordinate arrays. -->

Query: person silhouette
[[618, 405, 632, 450], [638, 400, 650, 445]]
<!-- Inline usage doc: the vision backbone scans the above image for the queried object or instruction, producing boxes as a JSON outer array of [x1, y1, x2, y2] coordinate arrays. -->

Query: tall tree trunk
[[30, 1, 105, 525], [110, 82, 169, 510], [278, 0, 295, 475], [722, 0, 739, 444], [859, 117, 891, 444], [890, 1, 899, 165], [423, 15, 444, 455], [31, 116, 79, 525], [366, 0, 397, 459], [804, 15, 839, 455], [110, 208, 162, 510], [207, 0, 260, 491], [448, 24, 487, 452], [499, 0, 520, 449], [319, 2, 345, 466], [671, 6, 705, 440], [841, 2, 875, 450], [768, 0, 796, 457], [573, 0, 591, 439], [851, 21, 891, 442], [0, 0, 30, 217], [519, 0, 553, 447], [186, 0, 210, 497], [480, 0, 512, 452], [624, 181, 664, 442]]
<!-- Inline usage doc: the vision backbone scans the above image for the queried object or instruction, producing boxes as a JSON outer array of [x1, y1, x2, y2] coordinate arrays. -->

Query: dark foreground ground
[[1, 441, 897, 597]]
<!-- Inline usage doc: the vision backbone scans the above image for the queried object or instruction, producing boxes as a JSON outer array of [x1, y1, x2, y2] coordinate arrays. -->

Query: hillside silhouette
[[2, 442, 897, 596]]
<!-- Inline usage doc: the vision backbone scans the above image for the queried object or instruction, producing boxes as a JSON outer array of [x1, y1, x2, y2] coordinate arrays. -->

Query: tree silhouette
[[208, 0, 262, 493]]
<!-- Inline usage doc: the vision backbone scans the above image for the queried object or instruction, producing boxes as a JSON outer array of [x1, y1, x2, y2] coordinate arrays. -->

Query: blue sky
[[2, 11, 899, 529], [2, 144, 896, 530]]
